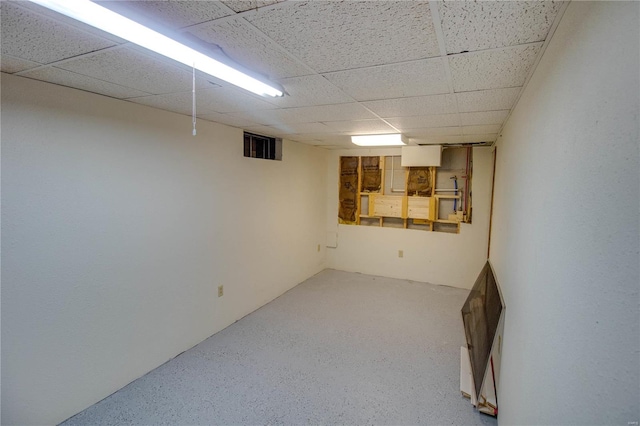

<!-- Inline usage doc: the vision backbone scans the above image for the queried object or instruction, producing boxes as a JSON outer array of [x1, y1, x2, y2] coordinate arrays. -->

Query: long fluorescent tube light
[[351, 134, 407, 146], [28, 0, 284, 97]]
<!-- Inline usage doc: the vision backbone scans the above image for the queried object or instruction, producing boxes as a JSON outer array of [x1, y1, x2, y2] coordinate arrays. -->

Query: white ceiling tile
[[130, 86, 277, 115], [96, 1, 233, 30], [223, 110, 284, 126], [0, 2, 116, 64], [406, 127, 463, 137], [197, 111, 260, 128], [286, 135, 324, 143], [0, 55, 41, 73], [222, 0, 287, 13], [304, 134, 354, 148], [187, 18, 311, 79], [2, 0, 553, 145], [286, 103, 378, 123], [286, 132, 322, 140], [463, 125, 502, 135], [244, 125, 285, 137], [456, 88, 521, 113], [128, 91, 213, 116], [450, 44, 542, 92], [269, 122, 333, 134], [411, 135, 464, 145], [321, 120, 397, 134], [22, 67, 151, 99], [237, 103, 378, 125], [462, 134, 499, 143], [123, 46, 226, 87], [199, 87, 279, 113], [459, 110, 510, 126], [440, 1, 563, 54], [289, 140, 323, 146], [324, 58, 449, 101], [272, 75, 354, 108], [246, 1, 440, 73], [11, 1, 125, 44], [363, 94, 458, 118], [385, 114, 460, 130], [58, 48, 209, 95]]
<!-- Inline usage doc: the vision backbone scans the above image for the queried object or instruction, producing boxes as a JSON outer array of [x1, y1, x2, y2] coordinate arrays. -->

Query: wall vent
[[243, 132, 282, 161]]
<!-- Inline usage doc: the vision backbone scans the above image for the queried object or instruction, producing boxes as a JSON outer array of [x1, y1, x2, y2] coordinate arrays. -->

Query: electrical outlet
[[217, 285, 224, 298], [398, 250, 404, 258], [317, 244, 321, 252]]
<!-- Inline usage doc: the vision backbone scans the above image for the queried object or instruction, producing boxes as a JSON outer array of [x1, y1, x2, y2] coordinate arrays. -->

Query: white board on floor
[[460, 310, 504, 417], [477, 356, 497, 416], [460, 346, 476, 405]]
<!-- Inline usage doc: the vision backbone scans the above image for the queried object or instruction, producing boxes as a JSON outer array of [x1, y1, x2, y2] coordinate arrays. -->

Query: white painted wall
[[489, 2, 639, 424], [0, 73, 328, 425], [325, 146, 492, 289]]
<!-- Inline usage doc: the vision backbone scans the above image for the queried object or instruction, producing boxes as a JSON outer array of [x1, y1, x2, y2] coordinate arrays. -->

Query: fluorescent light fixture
[[28, 0, 284, 97], [351, 134, 407, 146]]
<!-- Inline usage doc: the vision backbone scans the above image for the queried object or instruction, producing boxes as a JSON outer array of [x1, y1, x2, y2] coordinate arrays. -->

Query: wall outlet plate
[[398, 250, 404, 258], [217, 285, 224, 297]]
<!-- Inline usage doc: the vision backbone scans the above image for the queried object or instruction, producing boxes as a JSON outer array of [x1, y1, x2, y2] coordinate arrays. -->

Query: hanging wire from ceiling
[[192, 63, 197, 136]]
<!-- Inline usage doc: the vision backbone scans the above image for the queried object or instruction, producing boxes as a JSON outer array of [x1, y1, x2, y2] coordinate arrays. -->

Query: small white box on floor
[[460, 346, 476, 405]]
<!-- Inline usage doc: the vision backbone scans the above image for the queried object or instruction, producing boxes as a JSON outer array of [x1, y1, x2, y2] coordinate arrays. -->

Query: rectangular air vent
[[243, 132, 282, 161]]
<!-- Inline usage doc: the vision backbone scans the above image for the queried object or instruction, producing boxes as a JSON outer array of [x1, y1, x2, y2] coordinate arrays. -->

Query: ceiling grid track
[[179, 0, 294, 33], [494, 1, 571, 142], [14, 44, 128, 77], [1, 0, 569, 148], [218, 2, 405, 136], [429, 0, 463, 143]]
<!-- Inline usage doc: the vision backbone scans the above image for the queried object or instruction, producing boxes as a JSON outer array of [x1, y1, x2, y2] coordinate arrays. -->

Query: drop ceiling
[[0, 0, 566, 149]]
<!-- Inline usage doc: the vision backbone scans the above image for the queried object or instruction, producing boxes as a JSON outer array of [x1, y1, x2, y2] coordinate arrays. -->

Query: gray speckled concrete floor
[[62, 269, 497, 425]]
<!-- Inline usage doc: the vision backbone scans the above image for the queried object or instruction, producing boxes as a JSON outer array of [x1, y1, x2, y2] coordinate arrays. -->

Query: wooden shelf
[[343, 153, 468, 234], [434, 219, 460, 224]]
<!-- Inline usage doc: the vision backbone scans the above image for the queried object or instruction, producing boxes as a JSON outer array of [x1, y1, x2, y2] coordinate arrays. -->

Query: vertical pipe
[[453, 177, 458, 212], [464, 147, 470, 212], [487, 147, 497, 258], [390, 155, 395, 192]]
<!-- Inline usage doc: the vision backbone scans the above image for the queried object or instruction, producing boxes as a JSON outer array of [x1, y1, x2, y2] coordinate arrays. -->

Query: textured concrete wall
[[490, 2, 640, 424], [1, 73, 328, 425]]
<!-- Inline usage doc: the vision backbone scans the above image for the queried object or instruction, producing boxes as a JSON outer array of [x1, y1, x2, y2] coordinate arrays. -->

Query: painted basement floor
[[62, 269, 497, 425]]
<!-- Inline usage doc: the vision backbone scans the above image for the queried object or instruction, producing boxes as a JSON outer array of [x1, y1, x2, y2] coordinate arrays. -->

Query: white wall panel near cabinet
[[401, 145, 442, 167]]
